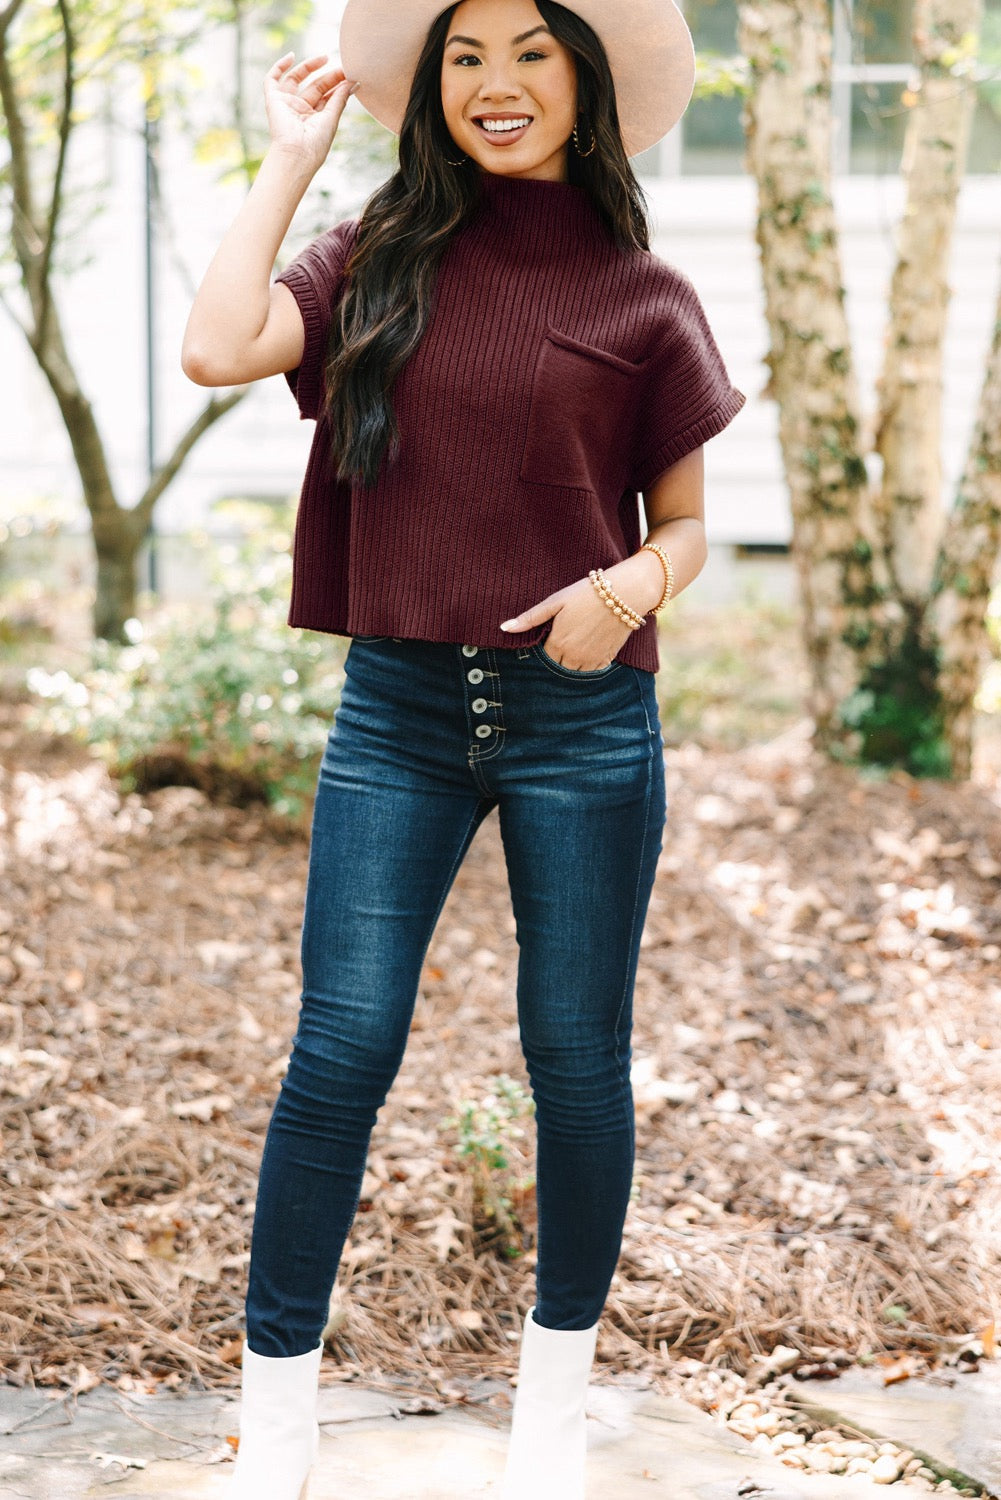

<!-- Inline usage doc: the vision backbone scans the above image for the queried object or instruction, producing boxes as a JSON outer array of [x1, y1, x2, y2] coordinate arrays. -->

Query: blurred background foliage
[[24, 503, 344, 821]]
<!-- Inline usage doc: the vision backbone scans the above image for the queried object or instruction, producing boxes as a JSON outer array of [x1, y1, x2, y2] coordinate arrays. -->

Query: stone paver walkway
[[790, 1364, 1001, 1498], [2, 1375, 972, 1500]]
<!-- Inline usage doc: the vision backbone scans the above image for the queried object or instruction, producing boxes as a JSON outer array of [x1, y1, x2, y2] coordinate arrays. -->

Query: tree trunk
[[737, 0, 894, 753], [926, 260, 1001, 777], [873, 0, 983, 602], [32, 311, 244, 641], [33, 320, 147, 643], [93, 517, 144, 640]]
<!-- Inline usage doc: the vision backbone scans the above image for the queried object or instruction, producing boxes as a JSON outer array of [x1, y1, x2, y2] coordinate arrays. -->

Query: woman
[[182, 2, 744, 1496]]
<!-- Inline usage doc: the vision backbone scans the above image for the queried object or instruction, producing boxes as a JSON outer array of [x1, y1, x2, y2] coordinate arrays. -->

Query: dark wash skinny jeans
[[245, 633, 667, 1357]]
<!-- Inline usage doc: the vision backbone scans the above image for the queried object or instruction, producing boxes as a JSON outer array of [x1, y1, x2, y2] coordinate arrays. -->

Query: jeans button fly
[[467, 668, 484, 684], [471, 697, 488, 714], [461, 644, 479, 658], [474, 724, 492, 739]]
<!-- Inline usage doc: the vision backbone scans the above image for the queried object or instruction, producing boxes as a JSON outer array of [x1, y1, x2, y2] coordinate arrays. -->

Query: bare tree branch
[[0, 0, 27, 37], [37, 0, 75, 352], [233, 0, 249, 161], [139, 0, 260, 311], [0, 0, 40, 287], [0, 281, 32, 341], [133, 389, 248, 529]]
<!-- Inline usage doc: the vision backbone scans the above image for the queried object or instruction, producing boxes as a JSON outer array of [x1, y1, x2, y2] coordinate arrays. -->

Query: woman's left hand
[[499, 576, 638, 671]]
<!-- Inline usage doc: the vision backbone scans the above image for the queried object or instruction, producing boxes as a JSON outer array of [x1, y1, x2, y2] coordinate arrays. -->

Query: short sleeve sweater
[[275, 170, 745, 674]]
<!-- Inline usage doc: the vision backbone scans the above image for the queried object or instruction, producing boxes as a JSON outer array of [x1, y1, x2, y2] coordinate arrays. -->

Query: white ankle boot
[[225, 1336, 323, 1500], [500, 1306, 599, 1500]]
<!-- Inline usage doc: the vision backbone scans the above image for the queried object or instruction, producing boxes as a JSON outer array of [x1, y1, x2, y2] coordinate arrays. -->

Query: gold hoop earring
[[572, 116, 596, 157]]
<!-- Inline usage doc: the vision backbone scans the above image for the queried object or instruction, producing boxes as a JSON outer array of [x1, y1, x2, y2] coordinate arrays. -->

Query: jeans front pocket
[[350, 633, 391, 644], [519, 329, 648, 494], [532, 641, 623, 679]]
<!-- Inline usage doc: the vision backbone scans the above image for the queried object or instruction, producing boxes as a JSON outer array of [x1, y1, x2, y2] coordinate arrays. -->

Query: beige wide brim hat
[[339, 0, 696, 159]]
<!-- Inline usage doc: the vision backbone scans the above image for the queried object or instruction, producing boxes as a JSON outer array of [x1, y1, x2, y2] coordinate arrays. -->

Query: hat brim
[[339, 0, 695, 159]]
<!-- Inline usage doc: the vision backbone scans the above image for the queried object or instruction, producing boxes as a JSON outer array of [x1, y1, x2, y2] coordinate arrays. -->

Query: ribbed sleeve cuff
[[274, 260, 326, 422], [631, 386, 747, 494]]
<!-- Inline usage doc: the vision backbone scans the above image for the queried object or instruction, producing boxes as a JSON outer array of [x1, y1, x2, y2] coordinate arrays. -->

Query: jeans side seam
[[611, 748, 655, 1085], [629, 664, 658, 738]]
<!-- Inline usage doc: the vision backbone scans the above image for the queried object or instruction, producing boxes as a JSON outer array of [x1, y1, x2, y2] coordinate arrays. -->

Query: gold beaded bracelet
[[589, 568, 643, 628], [588, 568, 644, 631], [640, 542, 675, 615]]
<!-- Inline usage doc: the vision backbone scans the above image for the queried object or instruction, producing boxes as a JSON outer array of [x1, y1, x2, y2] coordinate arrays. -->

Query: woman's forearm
[[181, 145, 316, 374], [605, 517, 708, 619]]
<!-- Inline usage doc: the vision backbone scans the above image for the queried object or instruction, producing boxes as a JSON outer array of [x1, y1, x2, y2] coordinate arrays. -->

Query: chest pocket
[[519, 328, 647, 494]]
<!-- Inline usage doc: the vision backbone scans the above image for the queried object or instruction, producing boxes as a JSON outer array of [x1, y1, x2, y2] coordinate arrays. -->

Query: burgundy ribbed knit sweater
[[275, 170, 745, 673]]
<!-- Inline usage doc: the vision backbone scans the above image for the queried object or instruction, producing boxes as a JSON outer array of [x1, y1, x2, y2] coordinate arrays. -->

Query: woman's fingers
[[267, 51, 296, 78], [500, 587, 571, 631], [265, 52, 353, 119], [284, 52, 329, 77], [301, 65, 348, 96], [267, 52, 345, 89], [263, 49, 354, 155], [282, 55, 340, 91], [320, 78, 359, 113], [311, 75, 354, 108]]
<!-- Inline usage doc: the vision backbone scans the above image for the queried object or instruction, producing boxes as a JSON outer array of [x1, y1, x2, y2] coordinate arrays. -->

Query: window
[[850, 0, 913, 61], [970, 1, 1001, 170], [836, 0, 914, 172], [677, 0, 744, 176], [839, 0, 1001, 173], [635, 0, 1000, 176]]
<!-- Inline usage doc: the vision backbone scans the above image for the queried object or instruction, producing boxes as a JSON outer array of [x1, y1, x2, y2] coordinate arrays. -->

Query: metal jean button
[[471, 697, 489, 714], [467, 668, 484, 684], [474, 724, 492, 739], [461, 644, 479, 658]]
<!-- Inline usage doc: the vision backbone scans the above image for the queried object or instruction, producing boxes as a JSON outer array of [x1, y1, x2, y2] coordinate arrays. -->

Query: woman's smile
[[472, 111, 535, 144]]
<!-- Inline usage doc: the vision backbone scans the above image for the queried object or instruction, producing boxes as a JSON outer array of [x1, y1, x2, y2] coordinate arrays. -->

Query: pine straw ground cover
[[2, 605, 1001, 1433]]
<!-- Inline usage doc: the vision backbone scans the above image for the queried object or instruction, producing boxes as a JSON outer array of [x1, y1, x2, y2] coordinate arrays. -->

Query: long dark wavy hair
[[320, 1, 653, 489]]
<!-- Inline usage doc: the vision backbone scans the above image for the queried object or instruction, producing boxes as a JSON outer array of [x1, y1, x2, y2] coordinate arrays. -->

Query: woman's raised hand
[[264, 52, 357, 173]]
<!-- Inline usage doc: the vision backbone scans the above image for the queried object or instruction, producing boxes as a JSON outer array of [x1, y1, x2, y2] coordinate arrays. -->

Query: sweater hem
[[286, 612, 660, 674]]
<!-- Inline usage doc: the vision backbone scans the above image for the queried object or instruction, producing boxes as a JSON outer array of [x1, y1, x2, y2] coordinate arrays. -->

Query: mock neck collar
[[473, 168, 611, 249]]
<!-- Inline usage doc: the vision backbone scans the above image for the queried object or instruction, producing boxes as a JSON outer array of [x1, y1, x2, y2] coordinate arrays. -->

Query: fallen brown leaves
[[1, 704, 1000, 1409]]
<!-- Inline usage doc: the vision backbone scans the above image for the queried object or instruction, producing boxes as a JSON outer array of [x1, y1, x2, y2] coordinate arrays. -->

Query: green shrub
[[27, 540, 343, 820], [836, 622, 952, 778], [441, 1074, 536, 1259]]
